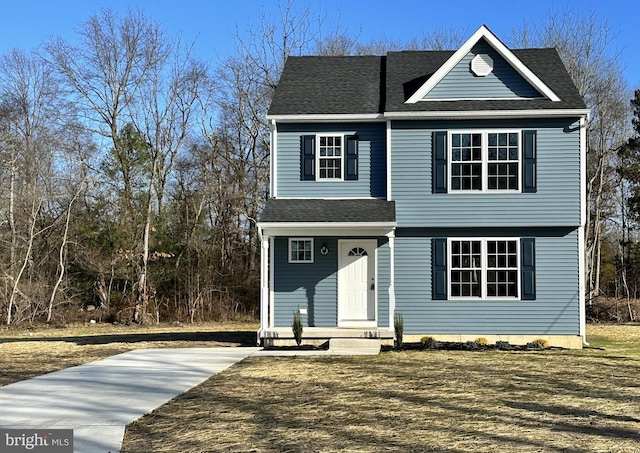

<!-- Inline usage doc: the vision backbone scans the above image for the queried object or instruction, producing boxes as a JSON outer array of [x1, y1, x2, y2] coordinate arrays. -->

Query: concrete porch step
[[329, 338, 381, 355]]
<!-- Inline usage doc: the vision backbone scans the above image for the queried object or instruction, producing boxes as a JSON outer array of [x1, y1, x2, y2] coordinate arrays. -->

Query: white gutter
[[384, 109, 591, 120], [267, 109, 591, 123], [266, 113, 386, 122], [258, 222, 397, 238]]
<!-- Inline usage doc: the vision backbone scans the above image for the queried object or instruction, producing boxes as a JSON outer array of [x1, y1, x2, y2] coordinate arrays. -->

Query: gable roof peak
[[405, 25, 561, 103]]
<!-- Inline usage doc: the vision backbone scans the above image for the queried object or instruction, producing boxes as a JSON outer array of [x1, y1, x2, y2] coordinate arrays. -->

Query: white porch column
[[388, 231, 396, 332], [260, 234, 270, 333]]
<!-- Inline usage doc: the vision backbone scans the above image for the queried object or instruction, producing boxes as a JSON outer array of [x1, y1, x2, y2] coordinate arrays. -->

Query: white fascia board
[[406, 25, 561, 104], [266, 113, 386, 123], [258, 222, 397, 237], [385, 109, 590, 120]]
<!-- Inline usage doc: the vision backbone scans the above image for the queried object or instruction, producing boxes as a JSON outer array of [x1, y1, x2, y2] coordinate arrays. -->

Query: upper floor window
[[449, 131, 520, 192], [318, 135, 342, 180], [433, 130, 536, 194], [301, 134, 359, 181]]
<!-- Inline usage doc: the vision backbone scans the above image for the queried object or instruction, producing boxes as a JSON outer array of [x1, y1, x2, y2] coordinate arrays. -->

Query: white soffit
[[405, 25, 561, 103]]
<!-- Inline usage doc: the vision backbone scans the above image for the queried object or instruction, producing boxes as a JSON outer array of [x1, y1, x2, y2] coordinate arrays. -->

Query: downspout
[[579, 115, 588, 346], [270, 119, 278, 198], [386, 120, 392, 201]]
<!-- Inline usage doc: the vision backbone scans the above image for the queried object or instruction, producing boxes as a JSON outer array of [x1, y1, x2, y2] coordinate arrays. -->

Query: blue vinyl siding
[[276, 123, 386, 198], [425, 40, 541, 100], [274, 237, 337, 327], [394, 227, 580, 335], [390, 118, 582, 227], [273, 237, 390, 328]]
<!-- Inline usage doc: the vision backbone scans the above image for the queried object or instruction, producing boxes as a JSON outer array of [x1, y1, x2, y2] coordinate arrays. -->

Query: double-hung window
[[318, 135, 343, 180], [300, 134, 359, 181], [448, 130, 521, 192], [450, 132, 483, 190], [448, 238, 520, 299], [487, 132, 520, 190]]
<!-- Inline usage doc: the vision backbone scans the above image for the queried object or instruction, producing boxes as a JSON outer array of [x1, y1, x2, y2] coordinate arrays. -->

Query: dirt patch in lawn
[[122, 325, 640, 453]]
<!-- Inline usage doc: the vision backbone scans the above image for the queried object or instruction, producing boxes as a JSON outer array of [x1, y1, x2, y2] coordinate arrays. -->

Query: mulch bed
[[386, 340, 558, 352]]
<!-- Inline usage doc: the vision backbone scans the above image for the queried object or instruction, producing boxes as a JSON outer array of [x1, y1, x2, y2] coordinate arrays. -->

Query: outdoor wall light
[[320, 244, 329, 255]]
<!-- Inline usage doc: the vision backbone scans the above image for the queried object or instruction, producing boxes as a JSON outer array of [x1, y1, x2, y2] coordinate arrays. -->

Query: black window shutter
[[345, 135, 358, 180], [522, 130, 537, 193], [432, 238, 448, 300], [301, 135, 315, 181], [433, 131, 447, 193], [521, 237, 536, 300]]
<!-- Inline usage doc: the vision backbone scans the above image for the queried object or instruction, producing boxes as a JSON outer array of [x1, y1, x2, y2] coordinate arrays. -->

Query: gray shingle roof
[[268, 48, 586, 116], [268, 56, 384, 116], [259, 199, 396, 223]]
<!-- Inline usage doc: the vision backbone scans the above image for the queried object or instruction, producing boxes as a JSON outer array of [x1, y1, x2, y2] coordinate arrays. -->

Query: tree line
[[0, 4, 636, 325]]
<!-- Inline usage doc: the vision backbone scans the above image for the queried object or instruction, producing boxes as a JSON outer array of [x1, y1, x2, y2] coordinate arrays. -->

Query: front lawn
[[121, 324, 640, 452]]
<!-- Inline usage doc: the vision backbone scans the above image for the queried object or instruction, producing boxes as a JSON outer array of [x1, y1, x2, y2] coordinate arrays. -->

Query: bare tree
[[406, 27, 469, 51], [512, 9, 630, 303], [47, 8, 161, 148], [131, 44, 207, 323], [212, 0, 321, 276], [48, 9, 208, 323], [0, 47, 74, 324]]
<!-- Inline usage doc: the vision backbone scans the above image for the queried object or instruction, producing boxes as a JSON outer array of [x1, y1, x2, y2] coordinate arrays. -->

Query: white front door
[[338, 240, 376, 326]]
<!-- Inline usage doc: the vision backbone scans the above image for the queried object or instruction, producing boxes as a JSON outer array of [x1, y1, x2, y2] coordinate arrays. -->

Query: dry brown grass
[[122, 325, 640, 453], [0, 322, 258, 386], [3, 323, 640, 452]]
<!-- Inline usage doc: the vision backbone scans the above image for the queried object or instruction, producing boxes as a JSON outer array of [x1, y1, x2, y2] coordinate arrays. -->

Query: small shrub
[[533, 338, 550, 349], [394, 312, 404, 348], [475, 337, 489, 346], [420, 336, 438, 349], [465, 340, 480, 350], [292, 309, 303, 346]]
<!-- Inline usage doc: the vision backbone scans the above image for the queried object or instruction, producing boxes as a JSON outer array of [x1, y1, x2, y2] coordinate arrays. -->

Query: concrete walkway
[[0, 348, 260, 453]]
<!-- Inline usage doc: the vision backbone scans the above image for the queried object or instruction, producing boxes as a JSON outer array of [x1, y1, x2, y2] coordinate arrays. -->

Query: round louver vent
[[471, 53, 494, 76]]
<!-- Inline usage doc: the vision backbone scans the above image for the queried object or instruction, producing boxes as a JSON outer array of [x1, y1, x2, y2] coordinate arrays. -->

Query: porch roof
[[259, 198, 396, 224]]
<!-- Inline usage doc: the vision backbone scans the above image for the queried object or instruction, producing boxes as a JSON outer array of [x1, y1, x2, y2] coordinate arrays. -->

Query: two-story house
[[257, 25, 589, 350]]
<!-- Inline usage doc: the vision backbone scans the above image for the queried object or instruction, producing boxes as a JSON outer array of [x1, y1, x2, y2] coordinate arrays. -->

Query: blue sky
[[1, 0, 639, 87]]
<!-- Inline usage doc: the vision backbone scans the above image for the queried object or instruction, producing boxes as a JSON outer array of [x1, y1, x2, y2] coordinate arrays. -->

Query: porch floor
[[260, 327, 394, 347]]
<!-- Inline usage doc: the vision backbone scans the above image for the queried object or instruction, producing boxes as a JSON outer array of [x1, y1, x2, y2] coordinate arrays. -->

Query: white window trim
[[448, 129, 522, 193], [447, 237, 521, 300], [289, 238, 314, 263], [316, 133, 344, 181]]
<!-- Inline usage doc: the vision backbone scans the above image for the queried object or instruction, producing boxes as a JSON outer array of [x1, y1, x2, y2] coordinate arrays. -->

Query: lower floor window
[[449, 238, 519, 299], [289, 238, 313, 263]]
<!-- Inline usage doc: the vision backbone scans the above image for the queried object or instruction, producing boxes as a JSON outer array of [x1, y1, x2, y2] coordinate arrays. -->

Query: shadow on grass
[[140, 351, 640, 452], [0, 331, 256, 346]]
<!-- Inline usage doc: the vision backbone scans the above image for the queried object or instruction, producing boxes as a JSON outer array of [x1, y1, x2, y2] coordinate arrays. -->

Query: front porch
[[257, 199, 398, 349], [259, 326, 395, 347]]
